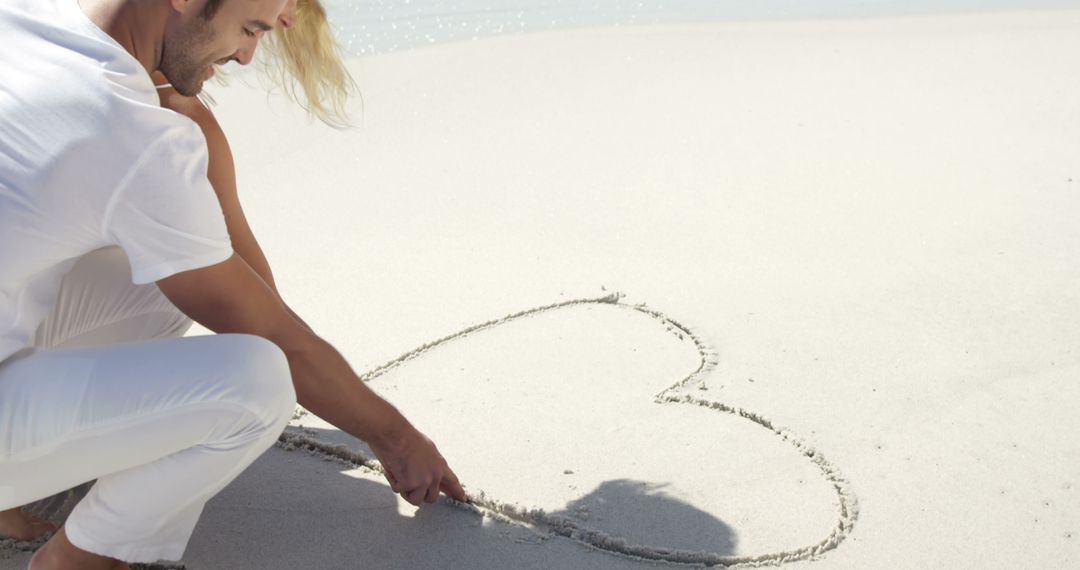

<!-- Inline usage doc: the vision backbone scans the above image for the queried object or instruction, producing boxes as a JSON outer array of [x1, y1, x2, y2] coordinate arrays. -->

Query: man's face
[[161, 0, 288, 96]]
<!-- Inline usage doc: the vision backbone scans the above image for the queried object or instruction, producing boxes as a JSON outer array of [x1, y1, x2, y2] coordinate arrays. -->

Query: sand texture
[[4, 8, 1080, 570]]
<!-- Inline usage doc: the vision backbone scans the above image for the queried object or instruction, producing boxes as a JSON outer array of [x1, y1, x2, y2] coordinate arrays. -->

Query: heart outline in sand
[[283, 292, 859, 567]]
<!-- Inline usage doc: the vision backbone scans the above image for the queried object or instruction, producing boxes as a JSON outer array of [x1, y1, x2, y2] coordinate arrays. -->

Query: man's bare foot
[[0, 507, 58, 541], [27, 527, 129, 570]]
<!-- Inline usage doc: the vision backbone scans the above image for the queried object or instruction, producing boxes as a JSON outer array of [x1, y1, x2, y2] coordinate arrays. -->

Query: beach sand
[[4, 8, 1080, 569]]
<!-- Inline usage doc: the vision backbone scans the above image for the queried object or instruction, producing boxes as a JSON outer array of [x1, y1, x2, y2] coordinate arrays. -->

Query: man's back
[[0, 0, 233, 364]]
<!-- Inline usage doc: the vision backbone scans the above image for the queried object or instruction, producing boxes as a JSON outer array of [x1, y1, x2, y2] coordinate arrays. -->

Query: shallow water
[[323, 0, 1080, 55]]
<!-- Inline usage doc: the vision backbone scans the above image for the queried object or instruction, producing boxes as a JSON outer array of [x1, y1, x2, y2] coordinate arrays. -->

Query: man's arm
[[159, 91, 280, 288], [156, 254, 466, 505]]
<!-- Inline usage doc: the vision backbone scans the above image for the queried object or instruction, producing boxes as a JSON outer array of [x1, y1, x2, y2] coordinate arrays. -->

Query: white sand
[[4, 8, 1080, 570]]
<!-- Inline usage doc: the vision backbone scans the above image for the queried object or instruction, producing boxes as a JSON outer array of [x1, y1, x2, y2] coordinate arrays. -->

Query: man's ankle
[[28, 527, 129, 570]]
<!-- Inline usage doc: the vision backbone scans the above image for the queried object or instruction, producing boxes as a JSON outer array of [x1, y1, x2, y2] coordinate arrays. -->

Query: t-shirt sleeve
[[102, 122, 234, 285]]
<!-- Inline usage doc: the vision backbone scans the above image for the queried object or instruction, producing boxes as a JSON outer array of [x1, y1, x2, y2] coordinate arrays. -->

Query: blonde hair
[[258, 0, 357, 128]]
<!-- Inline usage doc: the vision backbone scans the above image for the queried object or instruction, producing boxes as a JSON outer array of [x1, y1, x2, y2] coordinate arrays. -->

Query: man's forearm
[[272, 326, 465, 505], [280, 332, 406, 447]]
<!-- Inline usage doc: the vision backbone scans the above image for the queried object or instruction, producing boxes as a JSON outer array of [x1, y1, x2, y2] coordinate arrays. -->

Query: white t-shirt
[[0, 0, 234, 363]]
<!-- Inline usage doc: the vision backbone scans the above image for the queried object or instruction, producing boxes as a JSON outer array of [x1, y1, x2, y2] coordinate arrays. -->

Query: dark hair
[[200, 0, 226, 20]]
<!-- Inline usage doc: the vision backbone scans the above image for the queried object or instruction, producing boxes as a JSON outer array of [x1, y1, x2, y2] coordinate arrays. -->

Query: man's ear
[[169, 0, 197, 16]]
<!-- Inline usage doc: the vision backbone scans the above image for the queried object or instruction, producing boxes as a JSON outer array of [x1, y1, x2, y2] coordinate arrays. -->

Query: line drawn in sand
[[281, 291, 860, 568]]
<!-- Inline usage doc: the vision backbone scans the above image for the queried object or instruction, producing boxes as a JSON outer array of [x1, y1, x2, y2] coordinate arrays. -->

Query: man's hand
[[369, 423, 466, 506]]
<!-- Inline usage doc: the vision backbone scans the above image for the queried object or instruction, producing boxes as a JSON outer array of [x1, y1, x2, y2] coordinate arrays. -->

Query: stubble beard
[[160, 14, 217, 97]]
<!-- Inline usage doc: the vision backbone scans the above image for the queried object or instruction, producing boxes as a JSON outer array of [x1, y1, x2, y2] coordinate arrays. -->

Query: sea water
[[322, 0, 1080, 55]]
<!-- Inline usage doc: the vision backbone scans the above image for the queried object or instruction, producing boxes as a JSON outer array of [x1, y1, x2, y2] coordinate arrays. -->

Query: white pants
[[0, 247, 297, 563]]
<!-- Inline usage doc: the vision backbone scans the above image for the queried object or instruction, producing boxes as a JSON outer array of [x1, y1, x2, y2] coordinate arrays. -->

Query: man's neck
[[78, 0, 167, 74]]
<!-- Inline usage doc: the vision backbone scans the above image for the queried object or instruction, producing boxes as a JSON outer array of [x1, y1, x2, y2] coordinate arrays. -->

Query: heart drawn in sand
[[283, 293, 858, 567]]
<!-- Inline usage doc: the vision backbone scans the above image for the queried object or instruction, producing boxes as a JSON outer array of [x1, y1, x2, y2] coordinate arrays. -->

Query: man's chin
[[170, 79, 204, 97]]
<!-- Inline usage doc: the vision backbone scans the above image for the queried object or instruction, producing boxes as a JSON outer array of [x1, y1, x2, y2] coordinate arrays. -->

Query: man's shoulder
[[3, 0, 158, 100]]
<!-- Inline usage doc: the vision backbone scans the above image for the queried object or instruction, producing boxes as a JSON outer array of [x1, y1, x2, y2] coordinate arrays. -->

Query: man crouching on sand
[[0, 1, 466, 568]]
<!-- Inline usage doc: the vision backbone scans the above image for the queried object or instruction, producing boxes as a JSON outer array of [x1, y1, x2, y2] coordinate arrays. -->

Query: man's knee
[[214, 334, 297, 429]]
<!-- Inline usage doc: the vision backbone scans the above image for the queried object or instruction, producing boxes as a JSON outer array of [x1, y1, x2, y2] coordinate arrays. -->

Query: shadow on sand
[[181, 426, 737, 569], [0, 425, 736, 570]]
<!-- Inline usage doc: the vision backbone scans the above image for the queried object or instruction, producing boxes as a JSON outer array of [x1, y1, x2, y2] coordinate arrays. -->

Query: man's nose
[[234, 44, 258, 66], [233, 35, 262, 66]]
